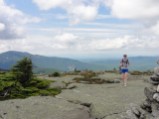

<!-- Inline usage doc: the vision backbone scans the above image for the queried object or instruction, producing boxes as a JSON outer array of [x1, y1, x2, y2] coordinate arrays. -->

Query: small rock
[[125, 109, 138, 119], [154, 67, 159, 76], [157, 85, 159, 92], [113, 79, 120, 83], [140, 99, 152, 113], [149, 75, 159, 85], [144, 87, 155, 101], [131, 107, 140, 117], [153, 93, 159, 102], [151, 103, 159, 118], [16, 106, 20, 109], [67, 84, 77, 89]]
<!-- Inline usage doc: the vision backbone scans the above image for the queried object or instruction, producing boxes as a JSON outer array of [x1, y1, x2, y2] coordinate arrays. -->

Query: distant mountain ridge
[[0, 51, 158, 73], [86, 56, 158, 71], [0, 51, 93, 73]]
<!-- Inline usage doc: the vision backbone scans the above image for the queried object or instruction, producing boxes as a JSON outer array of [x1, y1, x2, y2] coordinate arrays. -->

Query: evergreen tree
[[12, 57, 33, 86]]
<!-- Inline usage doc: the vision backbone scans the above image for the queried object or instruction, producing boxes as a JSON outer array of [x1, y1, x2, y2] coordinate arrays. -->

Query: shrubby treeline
[[0, 57, 61, 100]]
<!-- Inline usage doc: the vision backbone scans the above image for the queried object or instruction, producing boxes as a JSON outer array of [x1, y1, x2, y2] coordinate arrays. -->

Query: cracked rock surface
[[57, 73, 149, 119], [0, 96, 95, 119], [0, 73, 149, 119]]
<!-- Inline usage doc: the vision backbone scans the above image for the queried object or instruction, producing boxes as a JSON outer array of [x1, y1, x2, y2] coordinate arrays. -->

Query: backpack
[[121, 58, 129, 67]]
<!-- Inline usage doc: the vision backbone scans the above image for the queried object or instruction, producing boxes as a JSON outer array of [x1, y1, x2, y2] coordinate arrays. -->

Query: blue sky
[[0, 0, 159, 59]]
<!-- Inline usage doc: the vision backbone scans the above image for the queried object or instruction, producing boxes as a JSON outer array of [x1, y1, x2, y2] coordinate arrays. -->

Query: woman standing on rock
[[120, 54, 130, 86]]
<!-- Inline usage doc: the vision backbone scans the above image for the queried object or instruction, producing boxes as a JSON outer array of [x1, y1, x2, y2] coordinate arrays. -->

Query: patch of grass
[[73, 77, 109, 84], [39, 88, 61, 96]]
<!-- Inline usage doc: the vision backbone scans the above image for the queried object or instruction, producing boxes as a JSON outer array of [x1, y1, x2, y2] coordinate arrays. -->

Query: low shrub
[[73, 77, 107, 84], [48, 72, 61, 77], [130, 71, 143, 75], [0, 58, 62, 100], [36, 80, 50, 89], [130, 70, 153, 75], [80, 70, 97, 78], [0, 73, 61, 100]]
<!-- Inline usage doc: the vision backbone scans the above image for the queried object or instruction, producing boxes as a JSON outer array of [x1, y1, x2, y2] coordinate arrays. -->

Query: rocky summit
[[123, 63, 159, 119], [0, 72, 151, 119]]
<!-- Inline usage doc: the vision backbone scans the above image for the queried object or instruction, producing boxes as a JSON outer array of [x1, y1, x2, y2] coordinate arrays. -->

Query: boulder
[[153, 93, 159, 102], [151, 102, 159, 118], [144, 87, 155, 101], [154, 67, 159, 76], [123, 61, 159, 119], [149, 75, 159, 85]]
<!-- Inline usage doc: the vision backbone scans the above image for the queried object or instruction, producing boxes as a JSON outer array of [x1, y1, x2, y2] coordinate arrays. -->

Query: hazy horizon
[[0, 0, 159, 58], [0, 50, 158, 61]]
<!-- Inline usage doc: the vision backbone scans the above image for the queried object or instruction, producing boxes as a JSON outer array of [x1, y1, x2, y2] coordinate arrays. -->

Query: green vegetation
[[105, 69, 119, 74], [80, 70, 97, 78], [62, 69, 82, 76], [0, 57, 61, 100], [48, 72, 61, 77], [12, 57, 33, 86], [73, 77, 107, 84], [130, 70, 153, 75], [73, 70, 117, 84]]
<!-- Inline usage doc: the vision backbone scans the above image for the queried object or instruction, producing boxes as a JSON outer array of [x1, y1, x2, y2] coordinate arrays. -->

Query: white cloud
[[32, 0, 68, 10], [0, 0, 41, 40], [32, 0, 159, 36], [54, 33, 78, 43], [32, 0, 99, 24], [149, 21, 159, 35], [86, 35, 159, 52], [33, 0, 159, 24], [0, 0, 4, 6], [68, 5, 98, 24], [1, 0, 158, 57], [104, 0, 159, 37], [88, 37, 127, 50], [0, 22, 5, 31], [53, 33, 78, 49], [0, 33, 158, 57], [105, 0, 159, 20]]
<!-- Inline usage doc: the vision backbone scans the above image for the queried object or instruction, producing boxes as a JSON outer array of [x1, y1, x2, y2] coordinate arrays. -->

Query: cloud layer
[[1, 32, 158, 56], [0, 0, 40, 40], [0, 0, 159, 57], [33, 0, 99, 24], [32, 0, 159, 34], [105, 0, 159, 19]]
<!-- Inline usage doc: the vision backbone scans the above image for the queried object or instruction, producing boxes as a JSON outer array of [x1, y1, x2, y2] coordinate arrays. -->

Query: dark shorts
[[121, 69, 128, 73]]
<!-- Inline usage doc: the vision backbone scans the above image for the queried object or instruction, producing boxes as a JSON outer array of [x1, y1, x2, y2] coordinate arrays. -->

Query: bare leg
[[121, 73, 125, 85], [124, 72, 128, 86]]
